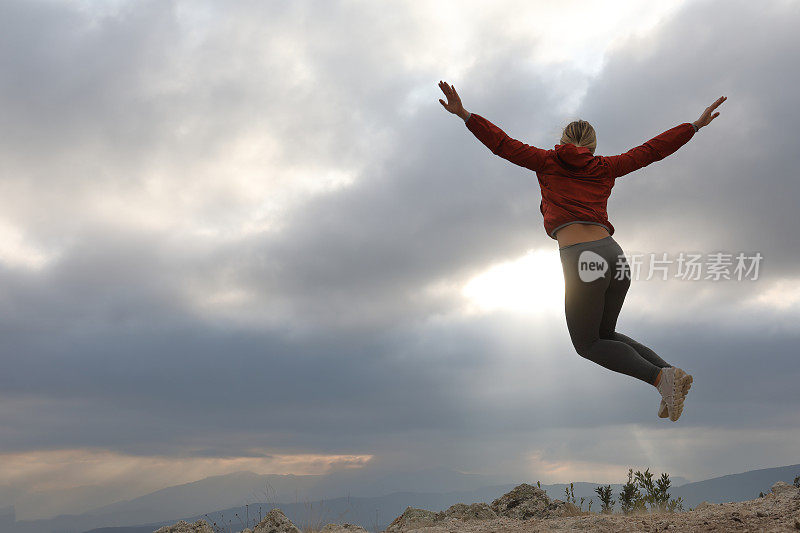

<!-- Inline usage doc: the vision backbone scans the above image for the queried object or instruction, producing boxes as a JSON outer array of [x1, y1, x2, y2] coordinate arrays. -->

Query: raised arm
[[602, 123, 697, 178], [438, 80, 547, 172], [604, 96, 727, 178]]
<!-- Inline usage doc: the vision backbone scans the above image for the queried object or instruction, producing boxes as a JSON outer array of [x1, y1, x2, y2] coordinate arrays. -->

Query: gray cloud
[[1, 0, 799, 519], [577, 0, 800, 275]]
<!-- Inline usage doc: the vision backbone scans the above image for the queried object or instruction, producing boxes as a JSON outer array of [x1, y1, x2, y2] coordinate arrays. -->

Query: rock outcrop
[[385, 507, 439, 531], [251, 508, 301, 533], [385, 502, 498, 531], [385, 484, 579, 531], [489, 483, 581, 520], [439, 502, 497, 521], [771, 480, 797, 496]]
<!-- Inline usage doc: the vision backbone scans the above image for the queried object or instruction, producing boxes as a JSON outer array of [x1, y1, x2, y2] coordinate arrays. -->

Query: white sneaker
[[657, 371, 692, 418], [657, 367, 693, 421]]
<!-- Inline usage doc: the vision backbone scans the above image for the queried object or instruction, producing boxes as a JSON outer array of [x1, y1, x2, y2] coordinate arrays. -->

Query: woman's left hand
[[693, 96, 727, 130]]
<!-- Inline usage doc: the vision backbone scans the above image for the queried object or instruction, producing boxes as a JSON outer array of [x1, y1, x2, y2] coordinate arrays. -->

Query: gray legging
[[559, 235, 670, 385]]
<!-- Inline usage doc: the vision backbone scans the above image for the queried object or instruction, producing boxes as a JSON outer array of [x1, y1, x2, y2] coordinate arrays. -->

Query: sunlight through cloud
[[461, 248, 564, 316]]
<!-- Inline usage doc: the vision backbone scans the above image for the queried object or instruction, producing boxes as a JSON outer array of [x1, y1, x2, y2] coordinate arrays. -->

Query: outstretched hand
[[694, 96, 727, 130], [438, 80, 469, 120]]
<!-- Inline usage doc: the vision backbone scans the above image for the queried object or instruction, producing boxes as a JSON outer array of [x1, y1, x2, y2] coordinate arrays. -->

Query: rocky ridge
[[155, 480, 800, 532]]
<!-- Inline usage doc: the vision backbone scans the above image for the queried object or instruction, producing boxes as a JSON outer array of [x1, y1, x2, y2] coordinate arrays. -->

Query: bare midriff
[[555, 222, 611, 248]]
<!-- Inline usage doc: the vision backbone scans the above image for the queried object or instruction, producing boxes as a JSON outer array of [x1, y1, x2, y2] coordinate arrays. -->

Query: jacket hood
[[553, 143, 595, 169]]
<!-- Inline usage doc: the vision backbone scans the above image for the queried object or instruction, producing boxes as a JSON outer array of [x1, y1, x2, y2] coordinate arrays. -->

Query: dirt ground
[[388, 482, 800, 533]]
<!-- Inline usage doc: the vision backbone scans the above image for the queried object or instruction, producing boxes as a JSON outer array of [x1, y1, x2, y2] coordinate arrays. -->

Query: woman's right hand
[[438, 81, 469, 120], [693, 96, 727, 130]]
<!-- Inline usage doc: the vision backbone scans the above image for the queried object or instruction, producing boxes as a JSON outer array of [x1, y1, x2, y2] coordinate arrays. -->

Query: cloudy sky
[[1, 0, 799, 521]]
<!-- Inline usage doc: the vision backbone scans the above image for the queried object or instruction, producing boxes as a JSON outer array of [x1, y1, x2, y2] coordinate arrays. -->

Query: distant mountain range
[[3, 463, 798, 533], [671, 463, 800, 508], [5, 466, 506, 533]]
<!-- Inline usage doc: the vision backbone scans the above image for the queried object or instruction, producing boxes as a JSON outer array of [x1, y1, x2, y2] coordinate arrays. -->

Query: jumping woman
[[438, 80, 726, 421]]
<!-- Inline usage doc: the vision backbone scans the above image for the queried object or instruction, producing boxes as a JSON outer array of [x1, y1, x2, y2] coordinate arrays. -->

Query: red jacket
[[465, 113, 696, 239]]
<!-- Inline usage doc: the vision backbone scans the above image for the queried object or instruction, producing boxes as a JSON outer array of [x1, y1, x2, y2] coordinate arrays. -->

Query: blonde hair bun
[[561, 119, 597, 155]]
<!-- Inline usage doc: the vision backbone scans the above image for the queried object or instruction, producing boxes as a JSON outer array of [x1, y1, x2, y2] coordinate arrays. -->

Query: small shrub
[[628, 468, 683, 513], [634, 469, 662, 511], [565, 482, 576, 505], [667, 496, 684, 513], [618, 469, 644, 515], [594, 484, 615, 514]]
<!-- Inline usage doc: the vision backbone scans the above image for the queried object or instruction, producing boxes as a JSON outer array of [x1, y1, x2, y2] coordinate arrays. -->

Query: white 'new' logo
[[578, 250, 608, 282]]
